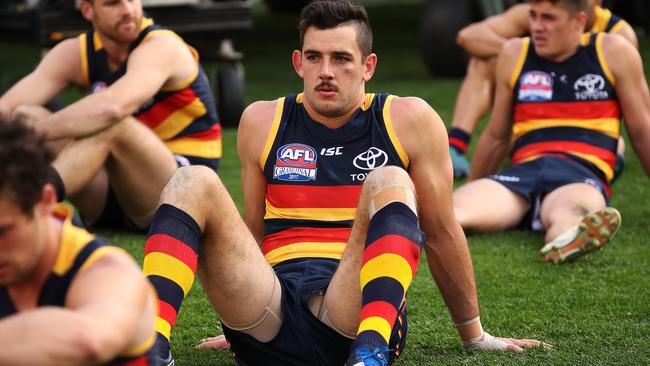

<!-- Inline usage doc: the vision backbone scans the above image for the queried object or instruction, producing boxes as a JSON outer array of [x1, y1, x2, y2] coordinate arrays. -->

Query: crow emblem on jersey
[[518, 71, 553, 101], [274, 143, 318, 181]]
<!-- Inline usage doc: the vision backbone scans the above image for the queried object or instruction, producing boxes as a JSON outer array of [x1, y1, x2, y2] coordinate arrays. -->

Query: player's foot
[[158, 350, 175, 366], [345, 345, 391, 366], [540, 208, 621, 264], [449, 147, 470, 179]]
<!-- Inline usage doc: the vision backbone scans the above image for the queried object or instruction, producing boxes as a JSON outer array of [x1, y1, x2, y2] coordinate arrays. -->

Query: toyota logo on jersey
[[273, 143, 318, 181], [353, 147, 388, 171]]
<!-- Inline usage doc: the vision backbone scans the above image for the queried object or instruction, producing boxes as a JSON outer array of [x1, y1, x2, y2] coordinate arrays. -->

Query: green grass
[[2, 2, 650, 365]]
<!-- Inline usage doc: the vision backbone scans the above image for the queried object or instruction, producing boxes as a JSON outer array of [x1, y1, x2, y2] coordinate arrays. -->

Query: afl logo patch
[[518, 71, 553, 101], [273, 143, 318, 181], [90, 81, 108, 94]]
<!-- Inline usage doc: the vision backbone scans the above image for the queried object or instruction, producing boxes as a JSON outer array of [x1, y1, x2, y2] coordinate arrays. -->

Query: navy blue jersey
[[259, 93, 409, 266]]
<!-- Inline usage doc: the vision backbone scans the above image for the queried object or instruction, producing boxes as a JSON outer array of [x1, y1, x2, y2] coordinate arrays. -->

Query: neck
[[7, 216, 63, 310], [97, 32, 133, 67], [302, 92, 366, 129]]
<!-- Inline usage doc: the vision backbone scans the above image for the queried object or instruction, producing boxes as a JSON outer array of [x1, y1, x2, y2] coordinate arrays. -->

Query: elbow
[[456, 29, 469, 48], [99, 101, 126, 124]]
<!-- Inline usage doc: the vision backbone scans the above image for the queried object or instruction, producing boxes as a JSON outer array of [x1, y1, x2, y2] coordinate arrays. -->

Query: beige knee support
[[368, 184, 417, 219]]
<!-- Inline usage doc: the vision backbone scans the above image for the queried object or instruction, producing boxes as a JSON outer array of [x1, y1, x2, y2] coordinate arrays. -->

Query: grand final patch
[[518, 71, 553, 101], [273, 143, 318, 181]]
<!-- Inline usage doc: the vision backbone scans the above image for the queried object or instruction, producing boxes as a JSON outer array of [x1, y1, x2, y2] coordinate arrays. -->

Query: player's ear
[[362, 53, 377, 82], [292, 50, 304, 78], [79, 0, 94, 22], [36, 184, 56, 217]]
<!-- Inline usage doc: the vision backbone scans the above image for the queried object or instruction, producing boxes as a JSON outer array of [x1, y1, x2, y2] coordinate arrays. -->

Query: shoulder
[[388, 96, 446, 157], [599, 32, 641, 78], [237, 99, 284, 160]]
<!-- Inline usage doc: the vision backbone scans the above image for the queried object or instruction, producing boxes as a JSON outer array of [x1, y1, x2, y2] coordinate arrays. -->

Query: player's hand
[[196, 335, 230, 350], [464, 332, 551, 352]]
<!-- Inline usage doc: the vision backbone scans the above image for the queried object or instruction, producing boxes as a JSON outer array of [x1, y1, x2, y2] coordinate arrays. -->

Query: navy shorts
[[222, 258, 408, 366], [90, 154, 219, 231], [489, 156, 609, 230]]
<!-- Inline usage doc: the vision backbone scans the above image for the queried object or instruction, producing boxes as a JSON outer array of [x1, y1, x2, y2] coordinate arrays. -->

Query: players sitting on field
[[448, 0, 637, 178], [0, 0, 221, 232], [145, 1, 543, 365], [0, 118, 157, 365], [0, 2, 221, 362], [453, 0, 650, 263]]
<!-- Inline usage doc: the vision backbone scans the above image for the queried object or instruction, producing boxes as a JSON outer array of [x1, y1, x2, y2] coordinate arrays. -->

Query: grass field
[[2, 2, 650, 365]]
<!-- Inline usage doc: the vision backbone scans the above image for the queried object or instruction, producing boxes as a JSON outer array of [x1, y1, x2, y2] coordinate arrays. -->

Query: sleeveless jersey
[[510, 33, 620, 187], [589, 6, 628, 34], [0, 205, 157, 366], [260, 93, 409, 266], [78, 18, 222, 161]]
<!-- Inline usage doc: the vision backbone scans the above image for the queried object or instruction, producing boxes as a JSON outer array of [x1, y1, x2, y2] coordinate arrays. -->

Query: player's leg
[[144, 166, 281, 360], [315, 166, 423, 364], [448, 57, 497, 178], [52, 116, 177, 225], [539, 183, 620, 263], [453, 178, 529, 232]]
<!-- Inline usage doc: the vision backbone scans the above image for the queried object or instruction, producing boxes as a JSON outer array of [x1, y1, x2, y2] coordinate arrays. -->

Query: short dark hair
[[298, 0, 373, 59], [0, 118, 53, 215], [529, 0, 588, 15]]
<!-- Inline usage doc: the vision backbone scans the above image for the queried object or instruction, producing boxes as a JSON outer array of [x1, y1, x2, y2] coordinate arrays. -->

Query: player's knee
[[161, 165, 222, 204], [365, 166, 413, 192], [365, 166, 417, 216]]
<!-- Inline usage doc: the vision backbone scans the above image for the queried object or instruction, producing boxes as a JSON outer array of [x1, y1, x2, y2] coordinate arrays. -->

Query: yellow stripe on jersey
[[609, 20, 627, 34], [510, 37, 530, 89], [264, 202, 356, 221], [361, 93, 376, 111], [359, 254, 413, 289], [383, 95, 410, 169], [512, 118, 620, 140], [260, 97, 285, 169], [589, 6, 611, 33], [264, 242, 347, 266], [143, 252, 195, 295], [156, 317, 172, 340], [357, 317, 392, 343], [52, 214, 96, 276], [153, 98, 207, 140], [596, 33, 616, 86], [165, 136, 222, 158], [78, 34, 89, 87], [93, 32, 103, 51]]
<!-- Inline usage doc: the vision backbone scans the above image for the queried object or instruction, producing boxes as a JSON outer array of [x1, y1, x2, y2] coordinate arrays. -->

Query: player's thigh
[[105, 117, 177, 216], [539, 183, 606, 227], [453, 178, 528, 231]]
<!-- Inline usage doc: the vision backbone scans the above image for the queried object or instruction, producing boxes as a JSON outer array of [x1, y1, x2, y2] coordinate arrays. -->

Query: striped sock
[[352, 201, 423, 353], [144, 204, 201, 356], [448, 128, 471, 154]]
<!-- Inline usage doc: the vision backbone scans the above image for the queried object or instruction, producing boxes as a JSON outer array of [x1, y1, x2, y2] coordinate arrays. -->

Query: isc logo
[[277, 144, 317, 167]]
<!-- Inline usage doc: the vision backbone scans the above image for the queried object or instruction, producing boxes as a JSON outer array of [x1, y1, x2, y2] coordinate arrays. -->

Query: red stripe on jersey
[[360, 301, 398, 322], [514, 100, 620, 121], [361, 235, 421, 274], [137, 88, 198, 129], [115, 355, 149, 366], [266, 184, 362, 209], [262, 227, 351, 254], [144, 233, 198, 272], [157, 299, 178, 327], [183, 123, 222, 141], [448, 137, 468, 153], [512, 141, 616, 166]]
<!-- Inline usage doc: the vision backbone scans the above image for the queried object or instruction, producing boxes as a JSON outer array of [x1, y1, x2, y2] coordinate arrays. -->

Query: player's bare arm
[[456, 3, 530, 59], [603, 33, 650, 176], [612, 20, 638, 49], [0, 252, 155, 365], [237, 100, 279, 243], [469, 38, 523, 180], [35, 33, 196, 141], [0, 38, 83, 120]]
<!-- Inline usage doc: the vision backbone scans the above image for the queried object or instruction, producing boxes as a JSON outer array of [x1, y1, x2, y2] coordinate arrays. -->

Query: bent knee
[[162, 165, 222, 200], [365, 166, 413, 190]]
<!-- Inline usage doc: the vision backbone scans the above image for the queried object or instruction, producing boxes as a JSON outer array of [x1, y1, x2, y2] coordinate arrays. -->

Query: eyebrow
[[303, 49, 354, 58]]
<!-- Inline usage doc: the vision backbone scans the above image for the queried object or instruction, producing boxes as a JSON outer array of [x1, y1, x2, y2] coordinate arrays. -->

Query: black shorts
[[489, 156, 609, 230], [90, 154, 219, 231], [222, 258, 408, 366]]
